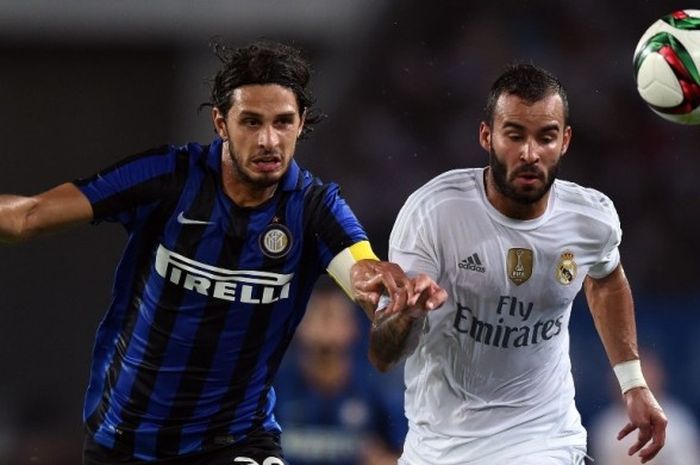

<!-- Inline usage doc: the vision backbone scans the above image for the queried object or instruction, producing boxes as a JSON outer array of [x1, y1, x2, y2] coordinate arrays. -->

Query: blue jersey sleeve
[[303, 182, 368, 269], [73, 145, 187, 226]]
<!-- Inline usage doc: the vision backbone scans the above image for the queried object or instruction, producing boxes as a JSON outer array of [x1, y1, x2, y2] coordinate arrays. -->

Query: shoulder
[[299, 168, 325, 191], [391, 168, 481, 244], [401, 168, 482, 214], [120, 142, 206, 175], [553, 179, 620, 227], [298, 169, 338, 203]]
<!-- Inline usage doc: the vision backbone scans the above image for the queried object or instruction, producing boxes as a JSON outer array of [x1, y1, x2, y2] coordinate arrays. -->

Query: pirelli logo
[[155, 244, 293, 303]]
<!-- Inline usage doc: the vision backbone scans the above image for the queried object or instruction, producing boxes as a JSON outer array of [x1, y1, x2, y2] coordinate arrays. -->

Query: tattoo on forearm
[[370, 310, 425, 367]]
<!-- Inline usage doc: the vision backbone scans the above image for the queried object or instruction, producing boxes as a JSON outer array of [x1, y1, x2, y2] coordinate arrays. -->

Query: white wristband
[[613, 359, 647, 394]]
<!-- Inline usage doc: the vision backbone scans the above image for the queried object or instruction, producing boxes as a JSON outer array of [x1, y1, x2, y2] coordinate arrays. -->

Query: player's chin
[[250, 171, 284, 188], [512, 186, 547, 204]]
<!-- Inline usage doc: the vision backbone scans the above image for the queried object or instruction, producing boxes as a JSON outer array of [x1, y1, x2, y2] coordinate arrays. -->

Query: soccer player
[[362, 64, 668, 465], [0, 41, 416, 465]]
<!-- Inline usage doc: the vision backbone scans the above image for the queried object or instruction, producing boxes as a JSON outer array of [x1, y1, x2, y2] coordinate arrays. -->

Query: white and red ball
[[634, 9, 700, 124]]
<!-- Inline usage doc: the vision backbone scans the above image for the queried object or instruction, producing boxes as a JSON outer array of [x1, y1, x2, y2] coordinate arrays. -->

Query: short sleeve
[[388, 189, 440, 280], [304, 182, 368, 269], [587, 195, 622, 279], [73, 145, 184, 225]]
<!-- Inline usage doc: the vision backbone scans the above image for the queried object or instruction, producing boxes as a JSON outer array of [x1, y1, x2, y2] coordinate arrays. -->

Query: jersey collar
[[279, 159, 302, 192]]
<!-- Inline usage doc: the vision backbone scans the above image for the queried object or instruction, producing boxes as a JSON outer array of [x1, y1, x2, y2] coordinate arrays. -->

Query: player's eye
[[274, 117, 295, 128], [539, 133, 557, 144], [242, 118, 261, 127]]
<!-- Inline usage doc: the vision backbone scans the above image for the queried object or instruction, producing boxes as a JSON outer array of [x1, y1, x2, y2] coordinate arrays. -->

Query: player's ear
[[479, 121, 492, 153], [212, 107, 229, 140], [561, 125, 572, 155]]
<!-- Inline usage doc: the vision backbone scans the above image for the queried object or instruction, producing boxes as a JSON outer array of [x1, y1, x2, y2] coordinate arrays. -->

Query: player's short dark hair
[[203, 40, 322, 139], [484, 63, 569, 126]]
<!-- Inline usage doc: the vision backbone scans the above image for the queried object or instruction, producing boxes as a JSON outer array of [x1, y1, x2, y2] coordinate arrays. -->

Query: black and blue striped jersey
[[73, 137, 368, 461]]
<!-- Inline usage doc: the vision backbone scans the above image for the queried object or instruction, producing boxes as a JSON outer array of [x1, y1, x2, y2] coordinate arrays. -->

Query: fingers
[[350, 261, 445, 317], [426, 285, 448, 310], [409, 274, 447, 311], [353, 289, 380, 307], [618, 402, 668, 463], [352, 264, 403, 310], [638, 413, 667, 463], [409, 274, 431, 306], [369, 263, 412, 316], [617, 422, 635, 440], [353, 273, 386, 292], [626, 424, 652, 457], [385, 278, 410, 315]]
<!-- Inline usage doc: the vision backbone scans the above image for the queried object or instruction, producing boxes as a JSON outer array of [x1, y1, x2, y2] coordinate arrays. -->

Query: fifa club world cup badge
[[259, 219, 292, 259], [506, 248, 533, 285], [556, 251, 577, 285]]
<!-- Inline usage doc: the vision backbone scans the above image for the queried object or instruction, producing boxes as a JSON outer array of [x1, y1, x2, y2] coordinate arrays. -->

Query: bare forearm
[[369, 310, 424, 372], [0, 184, 93, 244], [0, 195, 39, 243], [585, 265, 639, 365], [595, 300, 638, 365]]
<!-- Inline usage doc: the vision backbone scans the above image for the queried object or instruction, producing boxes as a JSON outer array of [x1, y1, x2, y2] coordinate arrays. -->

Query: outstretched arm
[[0, 183, 93, 243], [585, 264, 667, 464]]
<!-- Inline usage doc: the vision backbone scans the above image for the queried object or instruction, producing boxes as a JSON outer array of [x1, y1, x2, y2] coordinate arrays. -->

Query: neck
[[484, 167, 549, 220]]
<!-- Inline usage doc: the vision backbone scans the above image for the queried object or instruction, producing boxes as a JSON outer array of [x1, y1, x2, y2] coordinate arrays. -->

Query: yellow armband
[[326, 241, 378, 298]]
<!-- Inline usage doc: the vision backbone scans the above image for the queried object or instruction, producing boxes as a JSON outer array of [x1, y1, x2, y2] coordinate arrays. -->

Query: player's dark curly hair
[[485, 63, 570, 126], [202, 40, 323, 139]]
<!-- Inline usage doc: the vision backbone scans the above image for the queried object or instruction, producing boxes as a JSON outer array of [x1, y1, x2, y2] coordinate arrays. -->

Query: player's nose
[[257, 124, 279, 148], [519, 139, 540, 163]]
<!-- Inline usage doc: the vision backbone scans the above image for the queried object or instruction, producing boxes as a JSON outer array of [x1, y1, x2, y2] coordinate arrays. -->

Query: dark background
[[1, 1, 698, 463]]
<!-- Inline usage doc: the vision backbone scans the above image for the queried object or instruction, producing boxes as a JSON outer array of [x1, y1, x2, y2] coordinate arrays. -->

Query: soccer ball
[[633, 10, 700, 124]]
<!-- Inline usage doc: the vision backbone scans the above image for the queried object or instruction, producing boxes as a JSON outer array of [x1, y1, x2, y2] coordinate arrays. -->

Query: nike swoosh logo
[[177, 211, 215, 225], [232, 458, 258, 465]]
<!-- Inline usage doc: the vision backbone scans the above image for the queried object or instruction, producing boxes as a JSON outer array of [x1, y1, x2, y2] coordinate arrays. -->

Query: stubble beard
[[489, 144, 560, 205], [226, 141, 283, 189]]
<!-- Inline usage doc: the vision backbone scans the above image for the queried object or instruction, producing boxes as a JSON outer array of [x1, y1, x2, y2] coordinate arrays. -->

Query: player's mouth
[[512, 168, 544, 186], [251, 155, 283, 173], [515, 173, 541, 185]]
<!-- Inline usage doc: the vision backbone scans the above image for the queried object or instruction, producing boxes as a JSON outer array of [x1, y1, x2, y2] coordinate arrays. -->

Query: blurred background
[[1, 0, 699, 463]]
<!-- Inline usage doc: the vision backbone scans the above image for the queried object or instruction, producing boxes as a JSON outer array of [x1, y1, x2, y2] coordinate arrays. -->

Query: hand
[[406, 273, 448, 317], [618, 387, 667, 463], [350, 260, 413, 316], [372, 273, 447, 326]]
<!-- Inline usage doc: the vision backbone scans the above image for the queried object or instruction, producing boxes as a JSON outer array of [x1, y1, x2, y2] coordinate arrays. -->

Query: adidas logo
[[458, 253, 485, 273]]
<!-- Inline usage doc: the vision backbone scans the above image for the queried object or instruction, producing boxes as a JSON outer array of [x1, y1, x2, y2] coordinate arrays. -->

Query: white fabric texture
[[391, 167, 622, 464]]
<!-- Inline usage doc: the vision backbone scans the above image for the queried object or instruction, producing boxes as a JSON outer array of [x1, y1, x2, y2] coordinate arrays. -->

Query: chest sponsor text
[[155, 244, 292, 303]]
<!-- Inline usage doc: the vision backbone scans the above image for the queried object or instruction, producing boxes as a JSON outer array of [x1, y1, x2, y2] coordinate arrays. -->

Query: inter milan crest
[[259, 221, 293, 259], [556, 250, 577, 285], [507, 248, 533, 285]]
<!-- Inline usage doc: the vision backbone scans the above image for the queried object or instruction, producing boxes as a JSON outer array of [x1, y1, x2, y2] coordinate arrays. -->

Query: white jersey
[[390, 168, 621, 465]]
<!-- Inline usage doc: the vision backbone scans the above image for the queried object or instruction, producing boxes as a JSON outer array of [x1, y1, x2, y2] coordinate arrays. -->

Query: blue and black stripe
[[74, 138, 368, 461]]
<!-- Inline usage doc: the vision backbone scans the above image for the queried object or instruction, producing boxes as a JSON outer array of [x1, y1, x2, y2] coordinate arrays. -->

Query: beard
[[489, 144, 560, 205], [226, 141, 284, 189]]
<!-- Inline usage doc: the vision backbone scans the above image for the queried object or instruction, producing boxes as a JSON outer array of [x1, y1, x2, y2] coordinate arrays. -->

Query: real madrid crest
[[556, 250, 577, 285], [259, 220, 293, 259], [507, 248, 533, 285]]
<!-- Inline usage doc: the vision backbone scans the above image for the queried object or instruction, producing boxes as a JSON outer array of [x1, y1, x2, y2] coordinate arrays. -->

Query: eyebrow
[[502, 121, 561, 132], [238, 110, 297, 118]]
